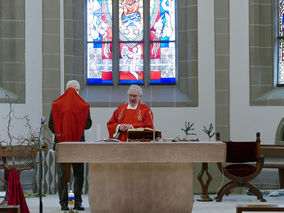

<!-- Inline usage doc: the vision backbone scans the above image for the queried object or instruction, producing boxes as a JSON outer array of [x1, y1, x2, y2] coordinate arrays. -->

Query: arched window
[[87, 0, 176, 85]]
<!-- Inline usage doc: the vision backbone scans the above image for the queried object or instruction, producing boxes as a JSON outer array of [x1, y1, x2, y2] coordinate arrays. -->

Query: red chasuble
[[107, 101, 154, 141], [52, 88, 89, 142]]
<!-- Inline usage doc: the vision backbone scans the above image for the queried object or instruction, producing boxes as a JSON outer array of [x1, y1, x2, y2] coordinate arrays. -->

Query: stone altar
[[56, 141, 226, 213]]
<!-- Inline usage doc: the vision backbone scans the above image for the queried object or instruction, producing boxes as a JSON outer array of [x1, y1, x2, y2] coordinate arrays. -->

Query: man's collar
[[127, 102, 138, 109]]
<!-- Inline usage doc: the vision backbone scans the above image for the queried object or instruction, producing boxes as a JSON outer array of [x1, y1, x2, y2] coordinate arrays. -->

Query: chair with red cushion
[[215, 132, 266, 202]]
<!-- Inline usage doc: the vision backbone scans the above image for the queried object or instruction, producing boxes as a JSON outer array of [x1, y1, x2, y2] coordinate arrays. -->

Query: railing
[[260, 145, 284, 188]]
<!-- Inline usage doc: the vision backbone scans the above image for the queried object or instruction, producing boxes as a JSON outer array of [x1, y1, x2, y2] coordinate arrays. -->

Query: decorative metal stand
[[39, 116, 46, 213], [197, 162, 213, 202]]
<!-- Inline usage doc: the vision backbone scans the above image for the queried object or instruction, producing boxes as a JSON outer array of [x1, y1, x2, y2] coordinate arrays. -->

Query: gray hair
[[127, 84, 143, 96], [66, 80, 80, 90]]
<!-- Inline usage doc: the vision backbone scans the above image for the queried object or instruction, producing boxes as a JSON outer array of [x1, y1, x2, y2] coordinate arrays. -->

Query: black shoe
[[74, 205, 85, 211], [61, 205, 69, 211]]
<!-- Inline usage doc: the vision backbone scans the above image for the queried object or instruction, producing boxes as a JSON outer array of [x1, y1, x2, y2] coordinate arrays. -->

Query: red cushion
[[225, 164, 257, 177]]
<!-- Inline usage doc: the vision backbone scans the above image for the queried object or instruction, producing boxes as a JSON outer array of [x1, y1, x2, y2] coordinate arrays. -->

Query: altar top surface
[[56, 141, 226, 163]]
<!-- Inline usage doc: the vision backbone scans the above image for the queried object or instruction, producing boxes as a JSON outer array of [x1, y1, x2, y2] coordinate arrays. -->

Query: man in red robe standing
[[49, 80, 92, 211], [107, 84, 154, 141]]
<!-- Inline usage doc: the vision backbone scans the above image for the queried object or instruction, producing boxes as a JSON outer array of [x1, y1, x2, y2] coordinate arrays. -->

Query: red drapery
[[7, 169, 30, 213]]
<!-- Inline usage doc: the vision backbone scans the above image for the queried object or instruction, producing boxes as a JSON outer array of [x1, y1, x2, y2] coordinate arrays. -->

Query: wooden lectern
[[56, 141, 226, 213]]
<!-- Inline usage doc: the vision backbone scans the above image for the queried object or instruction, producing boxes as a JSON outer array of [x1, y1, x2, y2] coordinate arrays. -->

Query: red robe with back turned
[[52, 88, 90, 142], [107, 101, 154, 141]]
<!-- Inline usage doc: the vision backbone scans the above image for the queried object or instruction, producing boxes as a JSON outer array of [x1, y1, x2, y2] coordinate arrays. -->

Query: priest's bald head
[[127, 84, 143, 107]]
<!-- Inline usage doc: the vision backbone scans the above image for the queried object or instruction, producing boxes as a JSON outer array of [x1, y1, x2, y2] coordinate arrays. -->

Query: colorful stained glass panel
[[119, 43, 144, 84], [87, 0, 113, 84], [118, 0, 144, 84], [150, 0, 175, 42], [87, 0, 176, 85], [279, 0, 284, 84], [87, 43, 113, 84], [150, 41, 176, 84], [119, 0, 143, 42], [279, 0, 284, 37]]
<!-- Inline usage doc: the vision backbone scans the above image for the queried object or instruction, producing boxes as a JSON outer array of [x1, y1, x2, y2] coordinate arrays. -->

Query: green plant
[[203, 123, 215, 141], [181, 121, 196, 141]]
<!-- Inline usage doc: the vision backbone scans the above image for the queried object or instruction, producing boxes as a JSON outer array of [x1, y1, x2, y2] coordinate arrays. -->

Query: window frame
[[81, 0, 198, 107], [86, 0, 177, 87]]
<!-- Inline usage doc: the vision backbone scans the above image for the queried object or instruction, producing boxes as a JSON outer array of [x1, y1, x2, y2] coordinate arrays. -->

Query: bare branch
[[0, 97, 43, 174]]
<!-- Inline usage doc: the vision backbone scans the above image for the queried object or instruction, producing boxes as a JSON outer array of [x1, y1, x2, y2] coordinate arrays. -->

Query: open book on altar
[[127, 127, 154, 132], [127, 128, 162, 142]]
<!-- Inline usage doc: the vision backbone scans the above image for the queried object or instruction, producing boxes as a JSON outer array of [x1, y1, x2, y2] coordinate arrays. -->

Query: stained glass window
[[87, 0, 113, 84], [119, 0, 144, 84], [278, 0, 284, 85], [150, 0, 176, 84], [87, 0, 176, 85]]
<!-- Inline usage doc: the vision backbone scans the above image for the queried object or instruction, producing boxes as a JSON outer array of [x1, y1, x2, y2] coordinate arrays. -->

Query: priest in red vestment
[[107, 84, 154, 141], [49, 80, 92, 211]]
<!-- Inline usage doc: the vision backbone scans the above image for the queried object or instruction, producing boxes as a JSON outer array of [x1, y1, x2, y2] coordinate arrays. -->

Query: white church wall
[[0, 0, 42, 143], [6, 0, 281, 145], [87, 0, 216, 142], [230, 0, 282, 144]]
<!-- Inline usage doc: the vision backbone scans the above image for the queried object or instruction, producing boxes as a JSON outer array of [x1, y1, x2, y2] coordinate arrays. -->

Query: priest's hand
[[120, 124, 132, 132]]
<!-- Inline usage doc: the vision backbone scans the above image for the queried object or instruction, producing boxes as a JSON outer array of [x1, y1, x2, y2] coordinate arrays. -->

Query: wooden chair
[[215, 132, 266, 202]]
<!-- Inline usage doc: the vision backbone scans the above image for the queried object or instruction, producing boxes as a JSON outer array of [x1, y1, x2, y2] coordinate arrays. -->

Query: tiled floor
[[24, 194, 284, 213]]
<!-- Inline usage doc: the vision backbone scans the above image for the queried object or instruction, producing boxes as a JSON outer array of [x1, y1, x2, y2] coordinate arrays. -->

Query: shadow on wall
[[275, 118, 284, 145]]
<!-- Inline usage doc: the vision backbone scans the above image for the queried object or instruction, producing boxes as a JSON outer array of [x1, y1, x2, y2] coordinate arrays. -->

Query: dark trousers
[[57, 163, 84, 207]]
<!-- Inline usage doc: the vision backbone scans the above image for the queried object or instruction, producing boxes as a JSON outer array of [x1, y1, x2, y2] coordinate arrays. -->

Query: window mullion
[[143, 0, 150, 87], [112, 0, 119, 87]]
